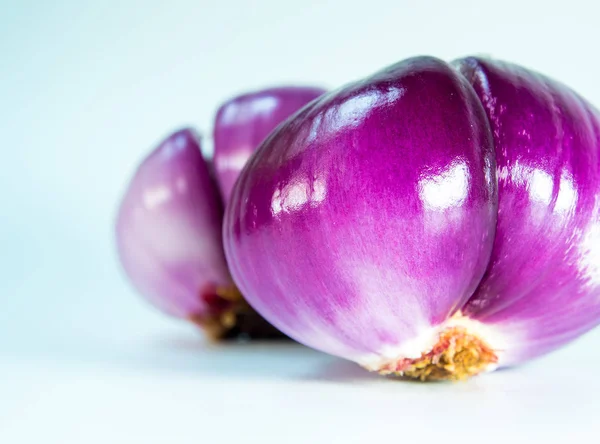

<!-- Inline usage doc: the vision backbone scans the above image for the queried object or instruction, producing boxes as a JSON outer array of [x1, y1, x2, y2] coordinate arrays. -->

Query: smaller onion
[[115, 128, 280, 339], [213, 86, 326, 203]]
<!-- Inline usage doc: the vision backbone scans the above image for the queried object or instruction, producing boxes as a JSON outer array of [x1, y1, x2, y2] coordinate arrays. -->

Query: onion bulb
[[223, 56, 600, 379], [213, 87, 326, 203]]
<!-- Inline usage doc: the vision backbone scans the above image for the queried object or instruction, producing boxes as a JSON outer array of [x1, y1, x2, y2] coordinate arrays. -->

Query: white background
[[2, 0, 600, 442]]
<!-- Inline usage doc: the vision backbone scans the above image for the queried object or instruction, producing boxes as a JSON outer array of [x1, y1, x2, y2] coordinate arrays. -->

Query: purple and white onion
[[214, 87, 326, 203], [223, 56, 600, 379], [115, 128, 239, 338]]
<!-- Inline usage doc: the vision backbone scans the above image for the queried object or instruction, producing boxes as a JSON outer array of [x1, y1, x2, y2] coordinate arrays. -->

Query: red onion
[[115, 129, 241, 338], [224, 56, 600, 379], [213, 87, 326, 203]]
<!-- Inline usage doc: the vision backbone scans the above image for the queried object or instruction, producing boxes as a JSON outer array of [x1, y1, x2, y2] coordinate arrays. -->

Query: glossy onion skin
[[116, 129, 231, 319], [213, 87, 326, 203], [224, 57, 497, 362], [455, 58, 600, 364]]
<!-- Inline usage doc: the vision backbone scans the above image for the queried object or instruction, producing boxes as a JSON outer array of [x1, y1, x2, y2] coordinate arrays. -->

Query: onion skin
[[224, 57, 497, 363], [454, 57, 600, 364], [115, 129, 231, 320], [213, 87, 326, 203], [116, 128, 288, 339]]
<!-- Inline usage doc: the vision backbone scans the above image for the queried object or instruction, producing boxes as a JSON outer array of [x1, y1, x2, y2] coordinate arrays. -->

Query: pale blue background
[[2, 1, 600, 442]]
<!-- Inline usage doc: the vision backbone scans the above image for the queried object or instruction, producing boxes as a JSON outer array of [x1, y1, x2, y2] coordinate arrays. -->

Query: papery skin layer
[[224, 57, 498, 363], [455, 57, 600, 365], [213, 87, 326, 203], [116, 129, 231, 319]]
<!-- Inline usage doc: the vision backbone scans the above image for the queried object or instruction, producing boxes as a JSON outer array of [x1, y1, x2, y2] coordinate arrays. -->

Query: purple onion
[[115, 129, 229, 334], [224, 56, 600, 380], [115, 129, 279, 338], [213, 87, 326, 203]]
